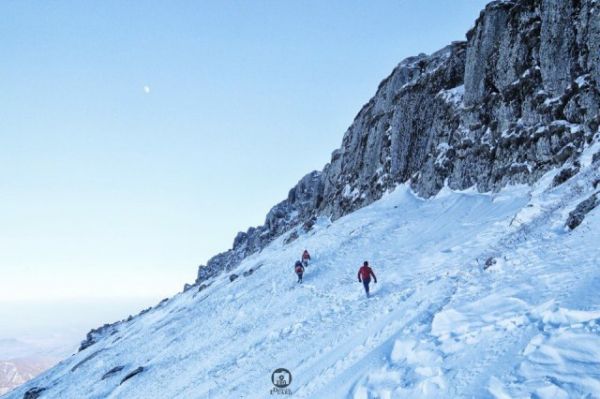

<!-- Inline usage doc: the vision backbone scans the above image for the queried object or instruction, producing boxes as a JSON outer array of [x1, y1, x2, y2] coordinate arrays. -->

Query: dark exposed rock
[[198, 283, 210, 292], [79, 323, 118, 352], [139, 307, 152, 316], [484, 257, 497, 270], [23, 387, 46, 399], [303, 217, 317, 232], [229, 274, 239, 282], [566, 194, 598, 230], [158, 298, 169, 307], [198, 285, 207, 292], [119, 366, 145, 385], [71, 349, 105, 372], [101, 365, 125, 380], [242, 268, 254, 277], [194, 0, 599, 285], [552, 163, 581, 187]]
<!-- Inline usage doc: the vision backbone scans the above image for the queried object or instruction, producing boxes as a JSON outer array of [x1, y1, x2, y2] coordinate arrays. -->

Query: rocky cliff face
[[195, 0, 600, 284]]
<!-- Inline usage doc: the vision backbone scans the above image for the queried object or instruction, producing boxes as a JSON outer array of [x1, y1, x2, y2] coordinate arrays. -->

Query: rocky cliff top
[[194, 0, 599, 284]]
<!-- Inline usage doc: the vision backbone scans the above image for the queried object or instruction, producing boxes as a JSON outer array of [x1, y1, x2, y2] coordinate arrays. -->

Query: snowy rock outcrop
[[566, 192, 598, 229], [196, 171, 323, 281], [196, 0, 600, 283], [79, 324, 120, 352]]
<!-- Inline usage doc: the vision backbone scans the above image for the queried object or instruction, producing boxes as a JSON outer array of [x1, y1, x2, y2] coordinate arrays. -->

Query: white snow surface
[[4, 159, 600, 398], [437, 84, 465, 106]]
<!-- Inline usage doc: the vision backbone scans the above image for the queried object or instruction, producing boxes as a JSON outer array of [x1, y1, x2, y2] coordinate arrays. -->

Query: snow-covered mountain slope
[[5, 141, 600, 399]]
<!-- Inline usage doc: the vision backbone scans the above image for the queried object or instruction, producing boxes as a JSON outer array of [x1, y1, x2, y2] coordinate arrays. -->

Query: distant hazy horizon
[[0, 296, 161, 395], [0, 297, 160, 358]]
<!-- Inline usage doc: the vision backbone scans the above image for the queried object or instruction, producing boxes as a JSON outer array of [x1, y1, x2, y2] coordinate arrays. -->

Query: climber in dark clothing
[[295, 260, 305, 283], [357, 261, 377, 297]]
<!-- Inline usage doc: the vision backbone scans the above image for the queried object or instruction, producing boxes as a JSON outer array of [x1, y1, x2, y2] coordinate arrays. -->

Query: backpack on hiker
[[295, 260, 305, 283]]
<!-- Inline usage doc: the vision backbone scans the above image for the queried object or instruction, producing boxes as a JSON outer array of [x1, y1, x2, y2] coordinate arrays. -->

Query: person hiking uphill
[[295, 260, 305, 283], [302, 250, 311, 267], [357, 261, 377, 297]]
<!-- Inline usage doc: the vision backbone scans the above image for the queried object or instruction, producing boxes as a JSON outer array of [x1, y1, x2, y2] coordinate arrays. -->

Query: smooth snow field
[[4, 156, 600, 399]]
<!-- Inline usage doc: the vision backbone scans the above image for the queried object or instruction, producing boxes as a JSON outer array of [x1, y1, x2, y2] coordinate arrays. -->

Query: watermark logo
[[270, 368, 292, 395], [272, 368, 292, 387]]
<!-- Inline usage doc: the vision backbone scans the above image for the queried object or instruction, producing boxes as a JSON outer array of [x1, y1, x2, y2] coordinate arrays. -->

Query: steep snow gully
[[5, 139, 600, 398]]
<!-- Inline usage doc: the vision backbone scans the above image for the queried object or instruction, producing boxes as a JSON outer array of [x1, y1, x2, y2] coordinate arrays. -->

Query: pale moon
[[143, 85, 151, 94]]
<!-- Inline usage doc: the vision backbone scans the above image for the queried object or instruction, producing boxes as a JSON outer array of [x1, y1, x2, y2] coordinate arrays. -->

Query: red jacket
[[358, 266, 376, 282]]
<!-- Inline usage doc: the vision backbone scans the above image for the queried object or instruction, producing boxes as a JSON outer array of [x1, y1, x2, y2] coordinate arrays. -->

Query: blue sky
[[0, 1, 489, 304]]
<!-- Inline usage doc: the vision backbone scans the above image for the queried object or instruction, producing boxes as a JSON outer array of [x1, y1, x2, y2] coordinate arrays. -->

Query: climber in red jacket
[[302, 249, 311, 266], [357, 261, 377, 297]]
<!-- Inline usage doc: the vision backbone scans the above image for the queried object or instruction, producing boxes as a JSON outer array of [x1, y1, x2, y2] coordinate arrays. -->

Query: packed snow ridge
[[5, 137, 600, 398]]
